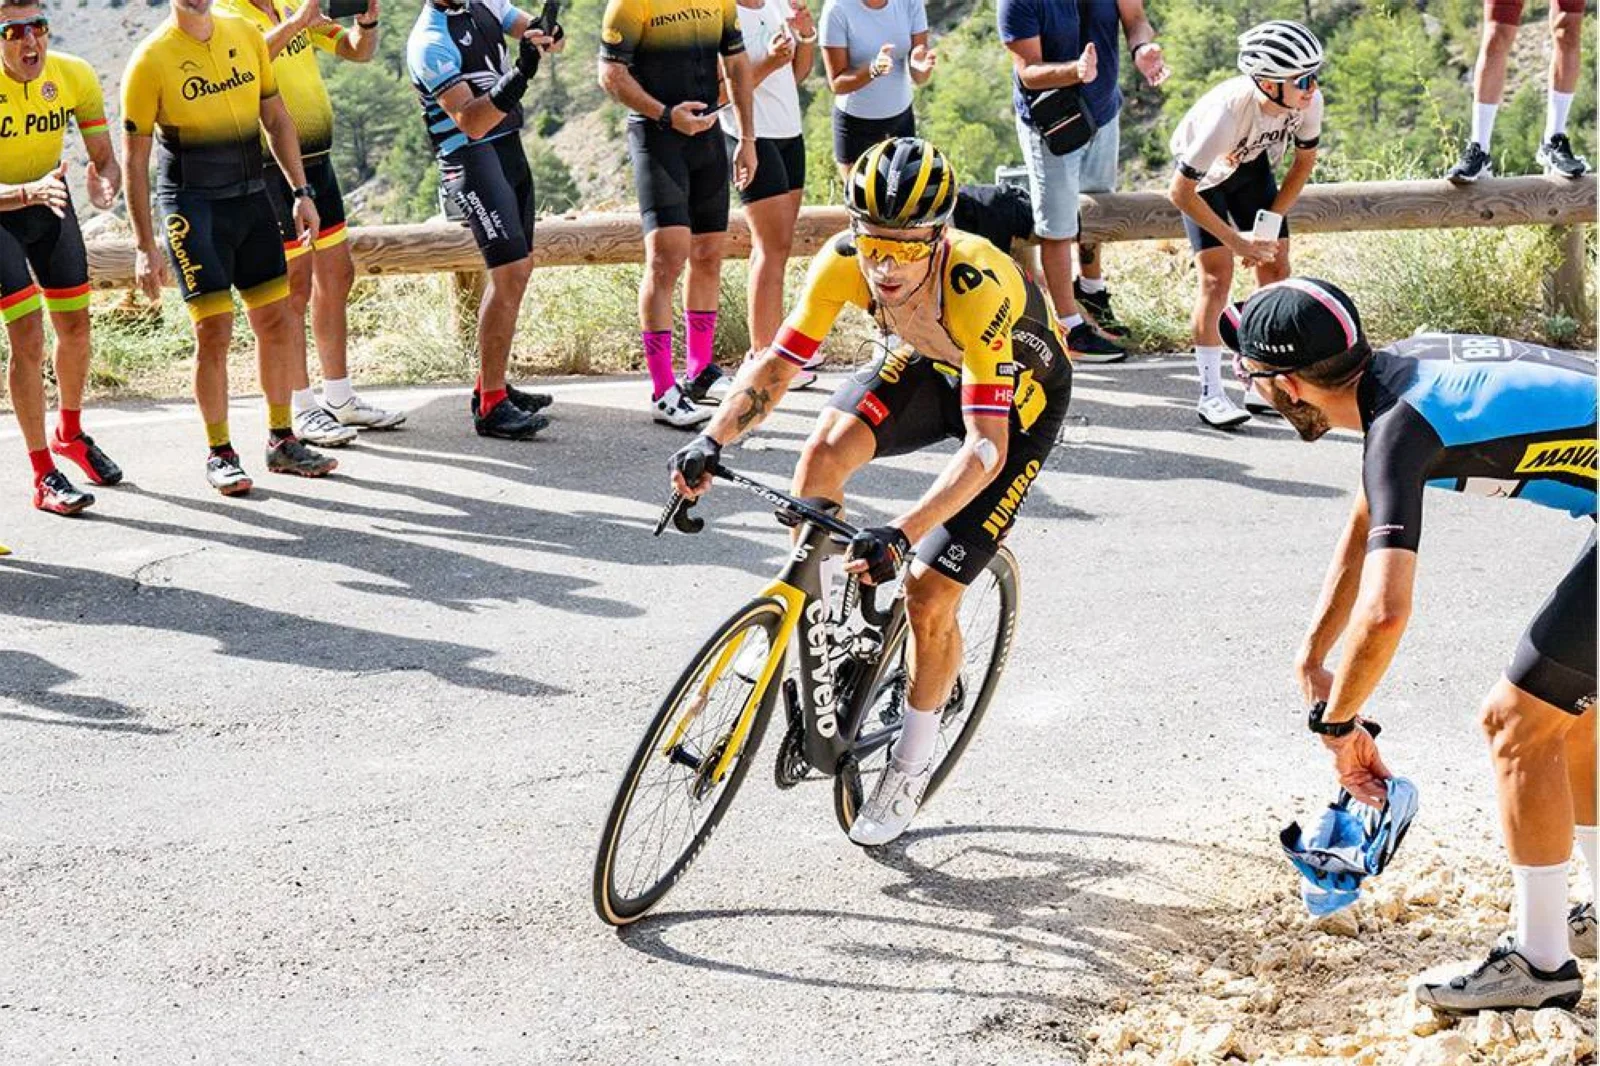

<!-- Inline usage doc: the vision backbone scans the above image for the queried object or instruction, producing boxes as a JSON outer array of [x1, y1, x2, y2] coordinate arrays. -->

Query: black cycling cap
[[1233, 278, 1365, 368]]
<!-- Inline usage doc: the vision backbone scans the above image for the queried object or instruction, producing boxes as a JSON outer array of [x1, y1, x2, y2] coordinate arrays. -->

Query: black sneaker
[[265, 434, 338, 478], [51, 432, 123, 486], [1537, 133, 1590, 178], [1072, 281, 1129, 338], [475, 396, 549, 440], [32, 469, 94, 515], [1446, 140, 1493, 184], [1066, 320, 1127, 364], [470, 384, 555, 417], [679, 364, 733, 406], [205, 449, 254, 496]]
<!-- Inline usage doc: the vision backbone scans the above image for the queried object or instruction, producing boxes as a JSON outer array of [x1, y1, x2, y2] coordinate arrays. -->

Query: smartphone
[[537, 0, 561, 35], [325, 0, 368, 19], [1252, 208, 1283, 242], [697, 101, 731, 118]]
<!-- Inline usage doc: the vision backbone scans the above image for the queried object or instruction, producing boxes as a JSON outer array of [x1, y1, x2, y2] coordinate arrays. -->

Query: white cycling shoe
[[848, 759, 933, 847], [292, 405, 358, 447], [327, 395, 407, 430], [1198, 392, 1251, 429], [652, 384, 712, 429]]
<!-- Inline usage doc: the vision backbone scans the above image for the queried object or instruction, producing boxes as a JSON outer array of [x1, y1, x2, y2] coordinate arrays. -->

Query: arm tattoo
[[734, 387, 772, 432]]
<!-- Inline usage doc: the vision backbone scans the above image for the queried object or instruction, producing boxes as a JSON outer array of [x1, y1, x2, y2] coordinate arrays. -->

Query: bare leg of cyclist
[[895, 564, 965, 769], [791, 408, 876, 508]]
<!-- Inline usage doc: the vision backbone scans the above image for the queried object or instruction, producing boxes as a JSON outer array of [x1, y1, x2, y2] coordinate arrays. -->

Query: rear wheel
[[593, 598, 787, 925], [833, 547, 1021, 833]]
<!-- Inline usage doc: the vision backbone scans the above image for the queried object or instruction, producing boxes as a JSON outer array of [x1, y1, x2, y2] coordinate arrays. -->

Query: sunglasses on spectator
[[0, 15, 49, 40], [852, 226, 941, 265]]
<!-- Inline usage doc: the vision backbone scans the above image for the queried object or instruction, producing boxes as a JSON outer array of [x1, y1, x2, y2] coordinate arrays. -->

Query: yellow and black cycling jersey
[[217, 0, 345, 160], [773, 228, 1072, 427], [0, 51, 108, 185], [598, 0, 744, 117], [121, 13, 280, 198]]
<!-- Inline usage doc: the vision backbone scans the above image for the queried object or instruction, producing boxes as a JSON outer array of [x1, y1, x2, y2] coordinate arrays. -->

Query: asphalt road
[[0, 363, 1587, 1064]]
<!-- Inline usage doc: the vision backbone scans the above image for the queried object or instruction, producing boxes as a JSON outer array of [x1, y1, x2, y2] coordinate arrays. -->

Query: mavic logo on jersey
[[1516, 440, 1597, 480], [981, 458, 1041, 538], [181, 67, 257, 101]]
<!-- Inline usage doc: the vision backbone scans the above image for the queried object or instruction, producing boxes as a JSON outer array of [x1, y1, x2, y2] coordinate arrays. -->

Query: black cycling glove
[[669, 434, 721, 486], [516, 36, 542, 78], [847, 526, 911, 585]]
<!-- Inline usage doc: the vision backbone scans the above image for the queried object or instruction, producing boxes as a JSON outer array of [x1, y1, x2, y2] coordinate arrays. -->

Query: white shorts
[[1014, 112, 1120, 241]]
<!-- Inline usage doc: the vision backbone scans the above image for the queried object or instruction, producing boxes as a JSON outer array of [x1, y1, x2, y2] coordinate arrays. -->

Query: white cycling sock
[[290, 387, 316, 414], [1514, 861, 1573, 970], [1472, 102, 1498, 151], [1061, 313, 1085, 332], [1077, 276, 1107, 295], [1546, 91, 1575, 141], [1576, 825, 1598, 898], [891, 702, 941, 772], [1195, 346, 1224, 400], [323, 376, 354, 407]]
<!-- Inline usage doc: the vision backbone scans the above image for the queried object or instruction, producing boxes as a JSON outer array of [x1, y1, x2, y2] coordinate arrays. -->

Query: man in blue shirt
[[407, 0, 563, 440], [997, 0, 1167, 363]]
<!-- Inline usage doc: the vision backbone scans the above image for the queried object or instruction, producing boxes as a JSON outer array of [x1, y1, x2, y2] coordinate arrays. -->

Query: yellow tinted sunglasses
[[853, 230, 940, 265]]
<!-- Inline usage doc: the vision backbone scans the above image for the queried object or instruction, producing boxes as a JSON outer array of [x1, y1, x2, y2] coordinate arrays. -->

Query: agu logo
[[1516, 439, 1597, 480]]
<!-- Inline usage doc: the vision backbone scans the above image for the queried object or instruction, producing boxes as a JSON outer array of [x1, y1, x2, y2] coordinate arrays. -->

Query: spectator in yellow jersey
[[0, 0, 123, 515], [219, 0, 408, 445], [122, 0, 338, 495]]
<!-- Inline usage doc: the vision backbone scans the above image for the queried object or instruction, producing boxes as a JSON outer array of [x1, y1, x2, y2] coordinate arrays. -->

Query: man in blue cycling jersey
[[1226, 278, 1596, 1015]]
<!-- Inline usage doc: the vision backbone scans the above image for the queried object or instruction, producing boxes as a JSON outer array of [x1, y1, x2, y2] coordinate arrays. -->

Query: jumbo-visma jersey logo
[[1515, 439, 1597, 480]]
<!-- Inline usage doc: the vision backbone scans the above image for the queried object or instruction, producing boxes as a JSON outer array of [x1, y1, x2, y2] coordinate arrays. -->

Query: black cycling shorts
[[158, 188, 289, 322], [832, 106, 915, 167], [827, 349, 1070, 585], [729, 133, 805, 206], [0, 199, 89, 323], [627, 121, 730, 235], [1507, 527, 1596, 714], [439, 135, 536, 270], [263, 155, 351, 262], [1180, 153, 1290, 254]]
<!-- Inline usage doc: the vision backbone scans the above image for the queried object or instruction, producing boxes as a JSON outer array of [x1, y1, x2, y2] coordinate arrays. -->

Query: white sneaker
[[652, 384, 712, 429], [1415, 945, 1583, 1014], [1241, 385, 1280, 417], [848, 759, 934, 847], [1198, 393, 1251, 429], [326, 395, 407, 430], [292, 405, 359, 447]]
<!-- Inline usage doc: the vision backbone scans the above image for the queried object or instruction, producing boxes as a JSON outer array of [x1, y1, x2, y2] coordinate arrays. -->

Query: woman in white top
[[722, 0, 817, 378], [819, 0, 936, 180], [1167, 19, 1324, 430]]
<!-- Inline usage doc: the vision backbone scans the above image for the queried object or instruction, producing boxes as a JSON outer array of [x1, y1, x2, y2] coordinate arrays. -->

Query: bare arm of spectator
[[1003, 35, 1094, 91], [1167, 169, 1276, 264], [334, 0, 381, 61], [1271, 146, 1318, 215], [597, 60, 719, 135], [121, 134, 168, 300], [262, 0, 322, 58], [1117, 0, 1167, 86], [823, 41, 893, 94], [908, 30, 935, 84], [788, 0, 815, 83]]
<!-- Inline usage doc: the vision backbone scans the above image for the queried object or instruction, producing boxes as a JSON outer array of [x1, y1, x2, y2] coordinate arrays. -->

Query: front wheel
[[833, 546, 1021, 833], [593, 597, 787, 925]]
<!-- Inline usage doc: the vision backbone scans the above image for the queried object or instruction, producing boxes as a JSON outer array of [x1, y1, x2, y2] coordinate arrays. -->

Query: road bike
[[593, 462, 1019, 926]]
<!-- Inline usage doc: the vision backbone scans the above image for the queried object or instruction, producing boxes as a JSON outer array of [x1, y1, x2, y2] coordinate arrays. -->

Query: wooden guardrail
[[84, 174, 1595, 314]]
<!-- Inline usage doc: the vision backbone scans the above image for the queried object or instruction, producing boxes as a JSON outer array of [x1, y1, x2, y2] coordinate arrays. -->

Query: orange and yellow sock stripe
[[1, 285, 42, 324], [42, 283, 91, 314]]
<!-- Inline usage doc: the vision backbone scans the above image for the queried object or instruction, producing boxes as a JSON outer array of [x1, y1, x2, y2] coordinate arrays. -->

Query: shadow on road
[[0, 649, 169, 734]]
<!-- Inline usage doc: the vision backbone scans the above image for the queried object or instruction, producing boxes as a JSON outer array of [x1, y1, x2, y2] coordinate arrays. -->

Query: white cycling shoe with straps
[[848, 759, 933, 847]]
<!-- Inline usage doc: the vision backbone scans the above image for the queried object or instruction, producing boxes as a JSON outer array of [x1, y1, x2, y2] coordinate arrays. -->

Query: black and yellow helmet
[[845, 137, 958, 230]]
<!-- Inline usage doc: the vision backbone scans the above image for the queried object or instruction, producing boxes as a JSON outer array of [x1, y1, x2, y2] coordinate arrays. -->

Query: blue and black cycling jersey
[[406, 0, 523, 159], [1360, 334, 1597, 553]]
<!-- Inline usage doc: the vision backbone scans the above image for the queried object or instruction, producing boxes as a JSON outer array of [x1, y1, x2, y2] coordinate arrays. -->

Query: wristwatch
[[1307, 700, 1358, 737], [1131, 40, 1157, 60], [356, 16, 378, 27], [657, 103, 673, 129], [291, 184, 315, 200]]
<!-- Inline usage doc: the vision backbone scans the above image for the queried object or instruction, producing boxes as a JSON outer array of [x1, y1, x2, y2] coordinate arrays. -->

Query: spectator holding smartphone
[[819, 0, 935, 179], [1167, 19, 1322, 430], [723, 0, 816, 386], [599, 0, 758, 428]]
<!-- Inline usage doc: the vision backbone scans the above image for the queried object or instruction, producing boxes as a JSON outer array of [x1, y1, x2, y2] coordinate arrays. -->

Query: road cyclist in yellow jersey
[[670, 137, 1074, 846], [122, 0, 338, 494], [218, 0, 407, 445], [0, 0, 124, 516]]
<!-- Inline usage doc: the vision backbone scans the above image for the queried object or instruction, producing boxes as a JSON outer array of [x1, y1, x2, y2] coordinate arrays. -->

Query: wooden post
[[1546, 225, 1590, 322], [452, 270, 486, 346]]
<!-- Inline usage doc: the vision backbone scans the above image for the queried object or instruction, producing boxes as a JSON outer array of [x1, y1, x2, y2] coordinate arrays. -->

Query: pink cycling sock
[[685, 310, 717, 379], [643, 330, 675, 400]]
